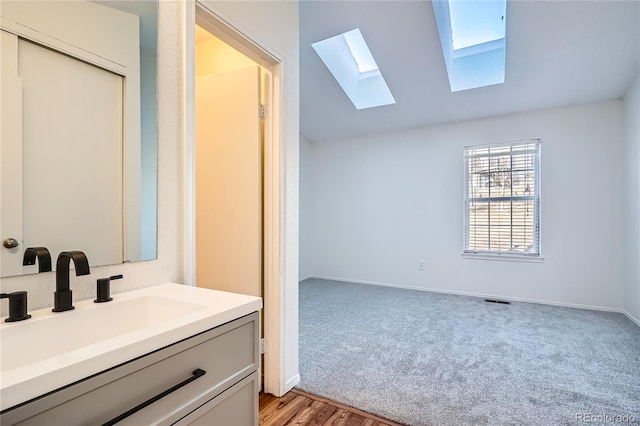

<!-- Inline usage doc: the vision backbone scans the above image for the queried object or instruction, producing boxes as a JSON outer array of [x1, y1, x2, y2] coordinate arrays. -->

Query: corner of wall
[[299, 133, 314, 281], [623, 73, 640, 322]]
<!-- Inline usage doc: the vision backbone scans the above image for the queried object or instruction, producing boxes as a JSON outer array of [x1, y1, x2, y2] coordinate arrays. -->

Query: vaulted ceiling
[[300, 0, 640, 143]]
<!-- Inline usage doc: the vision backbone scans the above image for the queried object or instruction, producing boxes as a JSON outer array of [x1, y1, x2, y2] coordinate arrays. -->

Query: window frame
[[462, 139, 542, 261]]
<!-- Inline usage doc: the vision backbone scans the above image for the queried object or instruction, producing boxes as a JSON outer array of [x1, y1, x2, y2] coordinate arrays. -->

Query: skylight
[[312, 28, 395, 110], [449, 1, 506, 50], [433, 0, 507, 92], [343, 30, 378, 73]]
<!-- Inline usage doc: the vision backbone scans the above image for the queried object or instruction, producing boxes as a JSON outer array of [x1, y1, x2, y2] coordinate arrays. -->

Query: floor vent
[[484, 298, 511, 305]]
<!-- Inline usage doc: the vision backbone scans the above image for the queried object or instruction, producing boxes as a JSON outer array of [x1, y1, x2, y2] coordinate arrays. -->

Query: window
[[432, 0, 507, 92], [311, 28, 395, 110], [463, 140, 540, 257]]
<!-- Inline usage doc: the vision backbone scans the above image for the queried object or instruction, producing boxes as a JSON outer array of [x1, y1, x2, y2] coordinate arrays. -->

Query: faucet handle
[[1, 291, 32, 322], [94, 274, 123, 303]]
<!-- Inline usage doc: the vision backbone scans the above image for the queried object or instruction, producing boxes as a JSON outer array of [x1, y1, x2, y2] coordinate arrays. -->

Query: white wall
[[299, 133, 314, 280], [0, 2, 184, 314], [624, 74, 640, 323], [305, 101, 626, 310], [199, 0, 300, 393]]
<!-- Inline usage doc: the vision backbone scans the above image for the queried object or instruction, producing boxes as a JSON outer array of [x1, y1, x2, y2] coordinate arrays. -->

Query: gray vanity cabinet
[[1, 312, 259, 426]]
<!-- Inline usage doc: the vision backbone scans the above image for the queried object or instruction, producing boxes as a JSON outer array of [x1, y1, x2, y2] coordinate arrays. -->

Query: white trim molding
[[186, 0, 287, 396], [461, 253, 545, 263], [285, 374, 301, 395], [623, 310, 640, 327], [183, 0, 196, 287]]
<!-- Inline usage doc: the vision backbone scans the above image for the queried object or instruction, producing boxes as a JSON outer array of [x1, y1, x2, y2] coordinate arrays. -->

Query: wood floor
[[259, 389, 404, 426]]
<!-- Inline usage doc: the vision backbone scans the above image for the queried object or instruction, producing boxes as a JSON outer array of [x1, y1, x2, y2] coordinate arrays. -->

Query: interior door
[[195, 66, 262, 299], [0, 31, 124, 274], [20, 38, 124, 268], [0, 30, 24, 276]]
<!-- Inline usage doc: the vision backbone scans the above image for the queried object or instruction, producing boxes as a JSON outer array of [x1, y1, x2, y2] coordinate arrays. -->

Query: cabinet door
[[173, 372, 258, 426], [2, 313, 259, 426]]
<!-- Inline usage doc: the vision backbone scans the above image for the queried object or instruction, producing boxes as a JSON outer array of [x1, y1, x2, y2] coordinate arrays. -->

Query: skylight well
[[433, 0, 507, 92], [312, 28, 395, 110]]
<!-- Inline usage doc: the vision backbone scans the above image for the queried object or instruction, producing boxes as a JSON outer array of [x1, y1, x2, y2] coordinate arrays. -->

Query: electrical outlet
[[418, 260, 425, 270]]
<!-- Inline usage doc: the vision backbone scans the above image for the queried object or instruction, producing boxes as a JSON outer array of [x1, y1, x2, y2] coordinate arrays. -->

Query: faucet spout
[[53, 251, 90, 312], [23, 247, 52, 273]]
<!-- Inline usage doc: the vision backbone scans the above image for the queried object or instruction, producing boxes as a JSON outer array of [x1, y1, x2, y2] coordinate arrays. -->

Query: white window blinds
[[463, 140, 541, 256]]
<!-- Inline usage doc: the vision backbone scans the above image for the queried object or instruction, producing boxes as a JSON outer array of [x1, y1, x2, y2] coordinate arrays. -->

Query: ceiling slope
[[300, 0, 640, 143]]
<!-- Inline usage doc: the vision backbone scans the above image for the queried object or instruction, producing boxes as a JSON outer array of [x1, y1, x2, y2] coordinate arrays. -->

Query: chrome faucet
[[53, 251, 90, 312], [22, 247, 52, 273]]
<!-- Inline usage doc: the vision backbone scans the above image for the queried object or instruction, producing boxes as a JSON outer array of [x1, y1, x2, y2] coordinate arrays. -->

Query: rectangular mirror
[[0, 0, 158, 277]]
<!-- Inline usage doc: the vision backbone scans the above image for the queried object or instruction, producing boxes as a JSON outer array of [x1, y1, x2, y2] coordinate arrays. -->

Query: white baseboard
[[284, 373, 301, 395], [623, 310, 640, 327], [309, 275, 636, 320]]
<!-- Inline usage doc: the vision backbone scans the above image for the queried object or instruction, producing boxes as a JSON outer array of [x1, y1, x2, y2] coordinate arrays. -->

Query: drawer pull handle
[[102, 368, 206, 425]]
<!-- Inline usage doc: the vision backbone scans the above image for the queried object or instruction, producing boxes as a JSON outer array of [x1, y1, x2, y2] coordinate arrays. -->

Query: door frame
[[184, 1, 284, 396]]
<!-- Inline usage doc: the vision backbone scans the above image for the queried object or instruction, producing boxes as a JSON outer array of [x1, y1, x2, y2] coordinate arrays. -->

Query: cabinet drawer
[[2, 312, 258, 426], [173, 371, 258, 426]]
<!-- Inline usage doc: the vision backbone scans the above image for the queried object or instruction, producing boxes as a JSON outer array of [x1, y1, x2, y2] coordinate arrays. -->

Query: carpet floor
[[297, 278, 640, 426]]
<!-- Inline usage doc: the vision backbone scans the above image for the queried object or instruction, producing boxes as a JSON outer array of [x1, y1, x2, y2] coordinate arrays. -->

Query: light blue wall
[[624, 73, 640, 323]]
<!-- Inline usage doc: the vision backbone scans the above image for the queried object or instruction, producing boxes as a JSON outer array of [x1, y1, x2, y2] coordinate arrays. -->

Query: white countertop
[[0, 283, 262, 411]]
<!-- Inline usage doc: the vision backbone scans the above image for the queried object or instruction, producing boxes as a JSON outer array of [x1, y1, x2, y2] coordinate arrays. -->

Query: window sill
[[461, 253, 544, 263]]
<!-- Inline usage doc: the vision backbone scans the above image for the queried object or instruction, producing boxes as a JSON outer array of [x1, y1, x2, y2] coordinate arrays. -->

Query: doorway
[[194, 25, 265, 384], [190, 4, 283, 395], [194, 27, 264, 298]]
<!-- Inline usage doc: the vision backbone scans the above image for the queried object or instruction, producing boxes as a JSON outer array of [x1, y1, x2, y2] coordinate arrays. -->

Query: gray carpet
[[297, 278, 640, 425]]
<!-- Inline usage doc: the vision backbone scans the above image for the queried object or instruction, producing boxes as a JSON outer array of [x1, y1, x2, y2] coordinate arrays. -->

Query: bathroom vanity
[[0, 284, 262, 425]]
